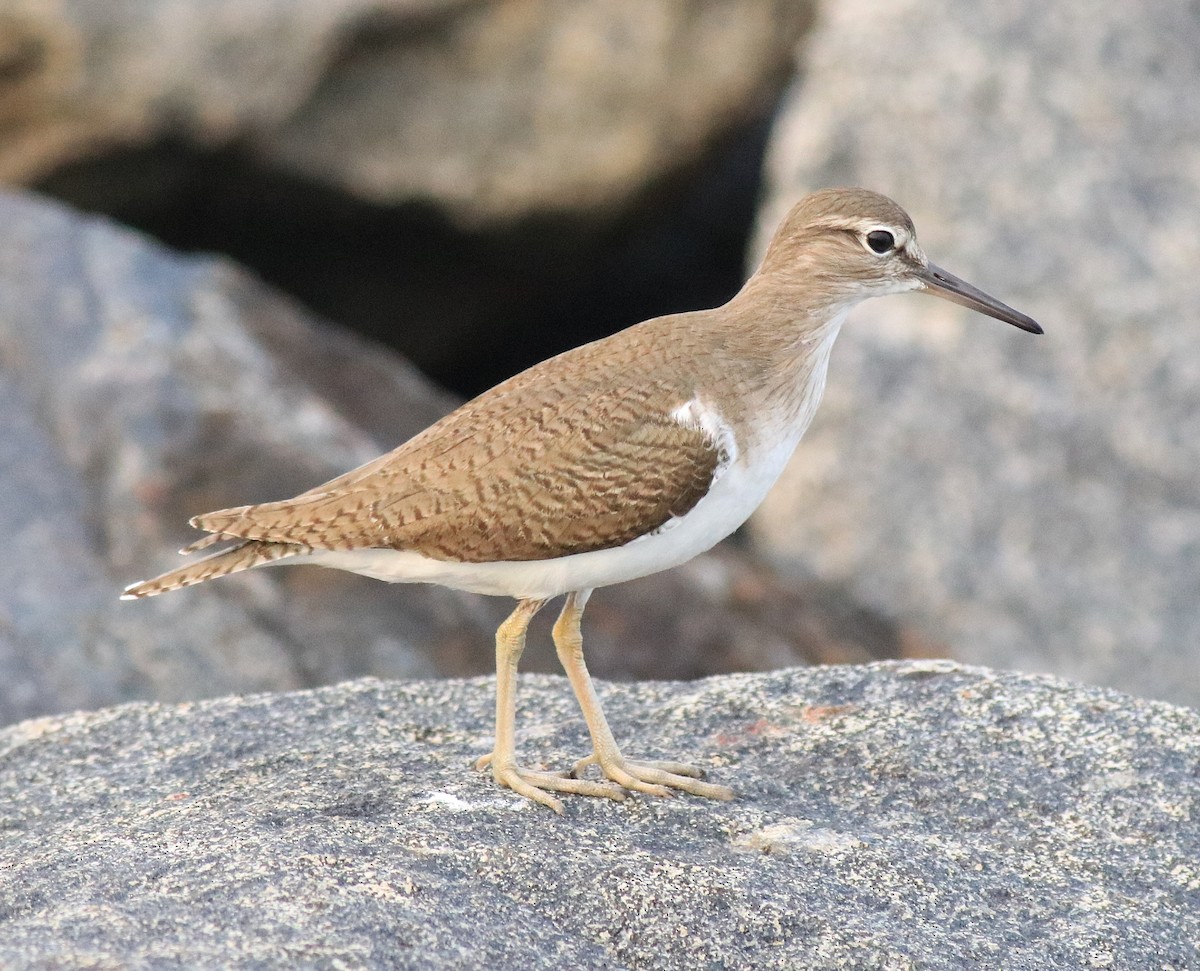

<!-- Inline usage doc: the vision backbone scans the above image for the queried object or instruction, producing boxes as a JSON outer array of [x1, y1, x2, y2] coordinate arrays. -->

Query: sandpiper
[[123, 188, 1042, 813]]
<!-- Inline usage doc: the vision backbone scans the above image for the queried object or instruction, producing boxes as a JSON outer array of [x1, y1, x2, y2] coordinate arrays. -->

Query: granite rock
[[750, 0, 1200, 706], [1, 662, 1196, 968], [0, 187, 470, 723], [0, 0, 810, 223]]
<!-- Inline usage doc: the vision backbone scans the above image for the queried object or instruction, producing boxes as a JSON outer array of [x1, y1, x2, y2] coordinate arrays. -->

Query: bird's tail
[[120, 540, 306, 600]]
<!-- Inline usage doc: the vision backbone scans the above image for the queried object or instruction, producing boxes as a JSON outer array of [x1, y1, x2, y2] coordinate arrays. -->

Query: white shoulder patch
[[669, 397, 738, 479]]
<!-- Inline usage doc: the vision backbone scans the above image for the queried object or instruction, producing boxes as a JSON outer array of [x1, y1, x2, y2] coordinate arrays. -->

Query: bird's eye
[[866, 229, 895, 254]]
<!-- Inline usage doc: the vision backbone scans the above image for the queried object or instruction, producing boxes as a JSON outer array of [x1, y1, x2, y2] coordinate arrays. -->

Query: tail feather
[[178, 531, 232, 555], [121, 540, 307, 600]]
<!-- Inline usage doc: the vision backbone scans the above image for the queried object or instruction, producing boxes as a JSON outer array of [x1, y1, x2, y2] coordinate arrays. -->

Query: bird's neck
[[697, 280, 852, 443]]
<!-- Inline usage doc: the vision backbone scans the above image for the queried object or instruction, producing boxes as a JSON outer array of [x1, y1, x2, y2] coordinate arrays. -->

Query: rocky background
[[0, 0, 1197, 725], [749, 0, 1200, 713]]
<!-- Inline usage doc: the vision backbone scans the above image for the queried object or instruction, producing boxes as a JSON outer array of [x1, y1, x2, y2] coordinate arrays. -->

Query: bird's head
[[755, 187, 1042, 335]]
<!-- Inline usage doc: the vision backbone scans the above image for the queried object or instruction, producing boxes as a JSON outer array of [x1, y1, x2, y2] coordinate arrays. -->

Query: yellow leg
[[475, 597, 626, 813], [552, 590, 734, 802]]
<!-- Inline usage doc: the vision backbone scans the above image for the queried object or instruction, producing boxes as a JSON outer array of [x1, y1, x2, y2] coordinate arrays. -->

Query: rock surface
[[0, 189, 925, 726], [1, 0, 810, 223], [751, 0, 1200, 706], [1, 662, 1197, 968]]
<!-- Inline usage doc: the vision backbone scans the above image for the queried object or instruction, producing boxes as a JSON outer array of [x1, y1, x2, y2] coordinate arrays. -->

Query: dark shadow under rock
[[33, 112, 775, 400], [1, 662, 1196, 968]]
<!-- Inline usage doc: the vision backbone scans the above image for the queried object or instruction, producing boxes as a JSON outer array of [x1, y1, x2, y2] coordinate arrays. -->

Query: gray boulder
[[1, 0, 810, 223], [0, 188, 472, 724], [751, 0, 1200, 706], [1, 662, 1196, 968]]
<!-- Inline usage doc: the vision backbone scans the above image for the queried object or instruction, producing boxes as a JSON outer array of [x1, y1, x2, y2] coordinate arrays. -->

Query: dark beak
[[916, 262, 1043, 335]]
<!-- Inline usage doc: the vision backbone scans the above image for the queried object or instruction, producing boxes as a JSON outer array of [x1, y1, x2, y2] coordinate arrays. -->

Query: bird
[[122, 188, 1042, 813]]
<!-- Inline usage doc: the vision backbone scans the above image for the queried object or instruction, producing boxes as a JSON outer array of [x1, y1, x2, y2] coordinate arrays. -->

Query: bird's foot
[[570, 752, 734, 802], [475, 753, 627, 814]]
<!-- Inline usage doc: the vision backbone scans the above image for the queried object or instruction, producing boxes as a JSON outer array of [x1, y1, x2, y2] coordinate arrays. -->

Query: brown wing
[[190, 385, 724, 563]]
